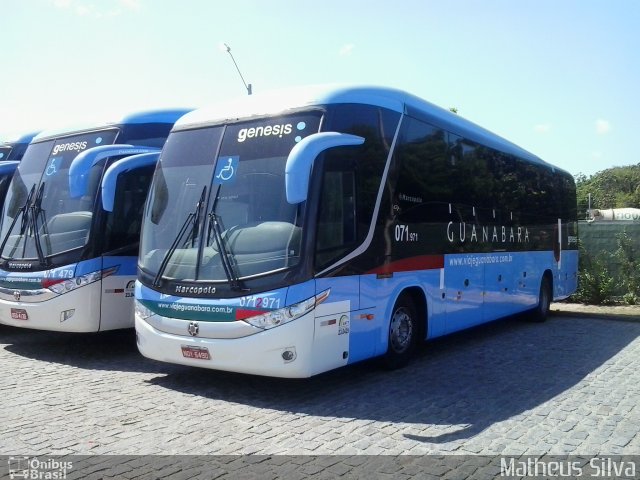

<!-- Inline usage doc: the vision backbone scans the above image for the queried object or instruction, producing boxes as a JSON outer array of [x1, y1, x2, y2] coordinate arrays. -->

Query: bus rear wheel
[[530, 276, 552, 323], [382, 294, 418, 369]]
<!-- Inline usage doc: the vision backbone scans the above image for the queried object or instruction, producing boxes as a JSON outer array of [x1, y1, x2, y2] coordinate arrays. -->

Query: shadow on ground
[[0, 325, 172, 374], [2, 314, 638, 443], [144, 314, 639, 443]]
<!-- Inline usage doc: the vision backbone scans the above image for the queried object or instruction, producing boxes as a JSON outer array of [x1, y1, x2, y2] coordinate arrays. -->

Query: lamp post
[[220, 43, 252, 95]]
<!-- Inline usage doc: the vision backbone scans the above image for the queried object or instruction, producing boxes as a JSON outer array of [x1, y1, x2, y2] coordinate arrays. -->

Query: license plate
[[181, 345, 210, 360], [11, 308, 28, 320]]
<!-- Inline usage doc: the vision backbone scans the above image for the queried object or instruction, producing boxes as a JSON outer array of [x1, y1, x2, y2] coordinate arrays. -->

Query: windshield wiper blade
[[29, 183, 49, 267], [207, 194, 248, 292], [152, 186, 206, 288], [35, 183, 52, 256], [208, 211, 238, 288], [190, 186, 206, 248], [20, 184, 36, 234], [0, 184, 36, 258]]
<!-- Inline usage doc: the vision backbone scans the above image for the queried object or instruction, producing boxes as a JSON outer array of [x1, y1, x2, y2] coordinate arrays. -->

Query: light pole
[[220, 43, 252, 95]]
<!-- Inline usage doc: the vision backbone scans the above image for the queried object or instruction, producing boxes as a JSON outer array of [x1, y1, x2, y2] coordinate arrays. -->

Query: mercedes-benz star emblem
[[13, 291, 21, 302], [187, 322, 200, 337]]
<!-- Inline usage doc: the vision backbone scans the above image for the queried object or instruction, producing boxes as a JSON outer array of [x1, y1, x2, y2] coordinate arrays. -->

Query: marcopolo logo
[[51, 141, 88, 156], [237, 121, 308, 143]]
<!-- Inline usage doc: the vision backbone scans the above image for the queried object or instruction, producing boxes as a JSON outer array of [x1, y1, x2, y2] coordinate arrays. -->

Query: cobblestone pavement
[[1, 310, 639, 457]]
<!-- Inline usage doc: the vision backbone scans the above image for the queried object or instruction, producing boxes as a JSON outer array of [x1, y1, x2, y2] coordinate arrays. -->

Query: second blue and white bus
[[0, 130, 40, 162], [0, 109, 190, 332], [0, 131, 40, 210], [134, 86, 578, 378]]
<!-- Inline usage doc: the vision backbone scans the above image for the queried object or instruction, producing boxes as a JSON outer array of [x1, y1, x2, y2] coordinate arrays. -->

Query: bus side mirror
[[101, 152, 161, 212], [285, 132, 364, 204], [69, 144, 160, 199]]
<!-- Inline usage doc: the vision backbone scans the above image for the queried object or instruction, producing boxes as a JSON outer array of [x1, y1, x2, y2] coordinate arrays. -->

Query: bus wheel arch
[[530, 271, 553, 323], [382, 287, 426, 369]]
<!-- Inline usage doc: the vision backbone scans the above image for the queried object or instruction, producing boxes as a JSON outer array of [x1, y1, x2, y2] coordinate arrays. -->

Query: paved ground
[[1, 305, 639, 460]]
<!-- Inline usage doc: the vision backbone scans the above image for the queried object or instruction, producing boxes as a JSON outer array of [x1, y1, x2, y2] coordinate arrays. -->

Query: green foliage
[[572, 241, 615, 304], [572, 229, 640, 305], [613, 231, 640, 304], [575, 164, 640, 217]]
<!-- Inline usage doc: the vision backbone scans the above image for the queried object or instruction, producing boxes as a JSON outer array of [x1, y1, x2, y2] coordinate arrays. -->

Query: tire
[[382, 294, 418, 369], [530, 276, 552, 322]]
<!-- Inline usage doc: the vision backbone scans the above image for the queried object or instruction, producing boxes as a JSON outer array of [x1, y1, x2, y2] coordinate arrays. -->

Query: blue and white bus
[[134, 86, 578, 378], [0, 162, 20, 212], [0, 131, 40, 162], [0, 132, 40, 209], [0, 109, 190, 332]]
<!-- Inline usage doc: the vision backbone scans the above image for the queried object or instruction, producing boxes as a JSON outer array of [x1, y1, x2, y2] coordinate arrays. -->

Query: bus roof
[[33, 109, 191, 143], [1, 131, 40, 147], [176, 85, 551, 168]]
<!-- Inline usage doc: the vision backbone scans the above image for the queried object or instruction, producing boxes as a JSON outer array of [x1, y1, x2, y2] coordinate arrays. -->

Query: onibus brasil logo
[[7, 457, 73, 479]]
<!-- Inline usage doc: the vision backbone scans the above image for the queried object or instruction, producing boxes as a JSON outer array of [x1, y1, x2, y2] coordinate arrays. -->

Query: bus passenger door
[[312, 164, 377, 367], [99, 163, 155, 330], [100, 256, 137, 330]]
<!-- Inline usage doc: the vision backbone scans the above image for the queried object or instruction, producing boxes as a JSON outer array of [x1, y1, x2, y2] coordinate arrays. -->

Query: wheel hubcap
[[390, 307, 413, 353]]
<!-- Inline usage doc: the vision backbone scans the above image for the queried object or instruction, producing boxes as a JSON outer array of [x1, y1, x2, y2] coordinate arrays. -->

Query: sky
[[1, 0, 639, 177]]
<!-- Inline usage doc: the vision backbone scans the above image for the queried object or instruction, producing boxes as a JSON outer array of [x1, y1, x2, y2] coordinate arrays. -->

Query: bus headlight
[[135, 300, 154, 320], [42, 266, 118, 295], [243, 289, 330, 330]]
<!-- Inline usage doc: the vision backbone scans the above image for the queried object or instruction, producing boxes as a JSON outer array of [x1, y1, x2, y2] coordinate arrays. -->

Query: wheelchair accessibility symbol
[[46, 157, 60, 176], [214, 156, 239, 184]]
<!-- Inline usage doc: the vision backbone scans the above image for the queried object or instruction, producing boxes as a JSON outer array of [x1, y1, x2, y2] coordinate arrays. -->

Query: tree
[[575, 164, 640, 217]]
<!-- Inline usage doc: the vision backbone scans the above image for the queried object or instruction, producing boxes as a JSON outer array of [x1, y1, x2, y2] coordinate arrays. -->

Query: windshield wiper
[[0, 184, 36, 259], [152, 186, 207, 287], [190, 185, 206, 248], [20, 185, 36, 235], [207, 188, 248, 292], [34, 182, 53, 257], [29, 183, 49, 267]]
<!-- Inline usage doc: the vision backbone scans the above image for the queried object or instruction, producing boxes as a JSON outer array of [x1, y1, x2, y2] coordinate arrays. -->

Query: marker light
[[60, 309, 75, 323], [242, 289, 330, 330]]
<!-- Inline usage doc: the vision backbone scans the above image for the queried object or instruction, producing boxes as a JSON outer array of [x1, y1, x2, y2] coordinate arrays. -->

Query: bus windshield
[[140, 112, 322, 283], [0, 129, 118, 261]]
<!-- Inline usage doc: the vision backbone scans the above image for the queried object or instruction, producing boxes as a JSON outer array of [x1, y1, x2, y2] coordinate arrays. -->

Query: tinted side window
[[103, 165, 155, 255], [315, 166, 357, 270], [313, 105, 400, 272], [394, 117, 449, 223], [324, 104, 400, 243], [448, 134, 493, 211], [561, 174, 577, 222], [490, 152, 525, 225]]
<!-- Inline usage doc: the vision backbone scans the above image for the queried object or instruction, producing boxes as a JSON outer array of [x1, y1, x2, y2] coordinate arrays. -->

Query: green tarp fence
[[578, 220, 640, 295]]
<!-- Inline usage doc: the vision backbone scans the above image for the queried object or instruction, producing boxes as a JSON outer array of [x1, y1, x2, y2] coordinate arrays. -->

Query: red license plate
[[181, 345, 210, 360], [11, 308, 28, 320]]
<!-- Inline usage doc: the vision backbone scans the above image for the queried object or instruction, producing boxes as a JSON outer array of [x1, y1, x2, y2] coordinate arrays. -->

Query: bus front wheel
[[382, 294, 418, 369]]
